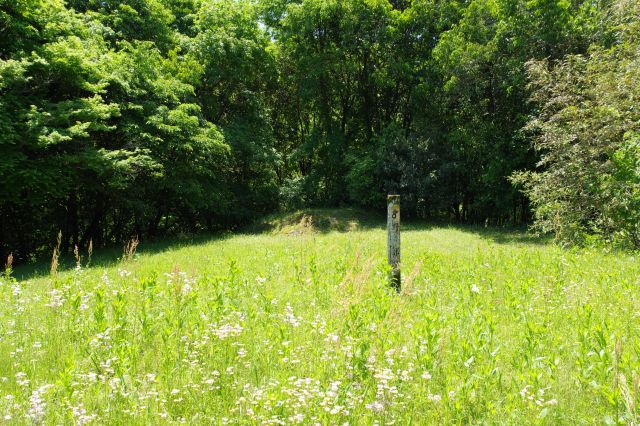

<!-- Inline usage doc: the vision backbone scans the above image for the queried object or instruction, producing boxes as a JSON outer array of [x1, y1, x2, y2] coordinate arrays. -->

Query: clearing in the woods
[[2, 210, 639, 424]]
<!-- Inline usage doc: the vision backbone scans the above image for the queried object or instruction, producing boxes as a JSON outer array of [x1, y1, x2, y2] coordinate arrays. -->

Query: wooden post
[[387, 195, 400, 291]]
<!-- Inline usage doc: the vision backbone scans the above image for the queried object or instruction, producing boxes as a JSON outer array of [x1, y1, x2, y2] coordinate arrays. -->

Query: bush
[[513, 6, 640, 246]]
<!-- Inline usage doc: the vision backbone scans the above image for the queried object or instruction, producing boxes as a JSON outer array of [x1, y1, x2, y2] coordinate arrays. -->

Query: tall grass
[[1, 223, 640, 424]]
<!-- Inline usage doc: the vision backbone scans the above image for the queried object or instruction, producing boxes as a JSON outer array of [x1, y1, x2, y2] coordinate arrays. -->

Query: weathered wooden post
[[387, 195, 401, 291]]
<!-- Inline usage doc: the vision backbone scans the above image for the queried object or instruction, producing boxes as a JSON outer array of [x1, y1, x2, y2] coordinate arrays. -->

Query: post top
[[387, 194, 400, 200]]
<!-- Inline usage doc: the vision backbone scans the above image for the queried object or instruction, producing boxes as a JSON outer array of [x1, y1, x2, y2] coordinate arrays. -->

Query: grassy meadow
[[2, 210, 640, 424]]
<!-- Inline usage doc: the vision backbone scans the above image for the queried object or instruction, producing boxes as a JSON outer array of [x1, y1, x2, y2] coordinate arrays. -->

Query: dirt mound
[[249, 208, 382, 235]]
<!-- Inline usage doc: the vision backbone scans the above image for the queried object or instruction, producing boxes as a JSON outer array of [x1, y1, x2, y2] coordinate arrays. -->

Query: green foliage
[[606, 133, 640, 245], [513, 2, 640, 246], [193, 0, 280, 222], [0, 0, 636, 258], [0, 0, 244, 259], [266, 0, 611, 224]]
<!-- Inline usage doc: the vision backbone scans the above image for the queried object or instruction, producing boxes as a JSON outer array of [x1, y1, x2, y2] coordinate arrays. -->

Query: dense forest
[[0, 0, 638, 259]]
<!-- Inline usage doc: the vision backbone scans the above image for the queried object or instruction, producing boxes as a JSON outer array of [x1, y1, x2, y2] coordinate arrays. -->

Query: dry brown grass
[[334, 249, 375, 317], [87, 239, 93, 266], [5, 252, 13, 274], [74, 244, 81, 269], [122, 237, 139, 262], [50, 231, 62, 276]]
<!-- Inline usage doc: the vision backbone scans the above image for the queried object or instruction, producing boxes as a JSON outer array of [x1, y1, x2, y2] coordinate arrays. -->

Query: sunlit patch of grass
[[1, 220, 640, 424], [247, 208, 382, 235]]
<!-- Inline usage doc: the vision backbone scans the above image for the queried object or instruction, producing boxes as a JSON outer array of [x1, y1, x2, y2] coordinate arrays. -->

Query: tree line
[[1, 0, 638, 260]]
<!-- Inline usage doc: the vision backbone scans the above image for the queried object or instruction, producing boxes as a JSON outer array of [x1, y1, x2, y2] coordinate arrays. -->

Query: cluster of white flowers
[[236, 376, 363, 422], [365, 368, 399, 413], [79, 293, 90, 310], [427, 393, 442, 402], [283, 303, 302, 327], [3, 394, 16, 420], [202, 371, 221, 391], [26, 384, 53, 423], [325, 333, 339, 344], [46, 288, 65, 308], [310, 314, 326, 334], [520, 385, 558, 407], [211, 323, 243, 339], [365, 400, 385, 413], [165, 271, 197, 295], [117, 269, 131, 278], [69, 404, 98, 424], [15, 372, 29, 387], [100, 357, 118, 377], [89, 328, 113, 349]]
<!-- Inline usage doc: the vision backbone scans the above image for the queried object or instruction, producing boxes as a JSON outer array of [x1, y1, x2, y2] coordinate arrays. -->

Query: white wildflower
[[70, 404, 98, 425], [283, 304, 301, 327], [16, 372, 29, 387], [46, 289, 65, 308], [365, 401, 385, 412], [211, 323, 243, 339], [325, 333, 339, 343], [27, 384, 53, 423], [79, 294, 90, 310], [289, 413, 304, 423], [464, 356, 474, 368], [428, 393, 442, 402], [181, 282, 193, 295]]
